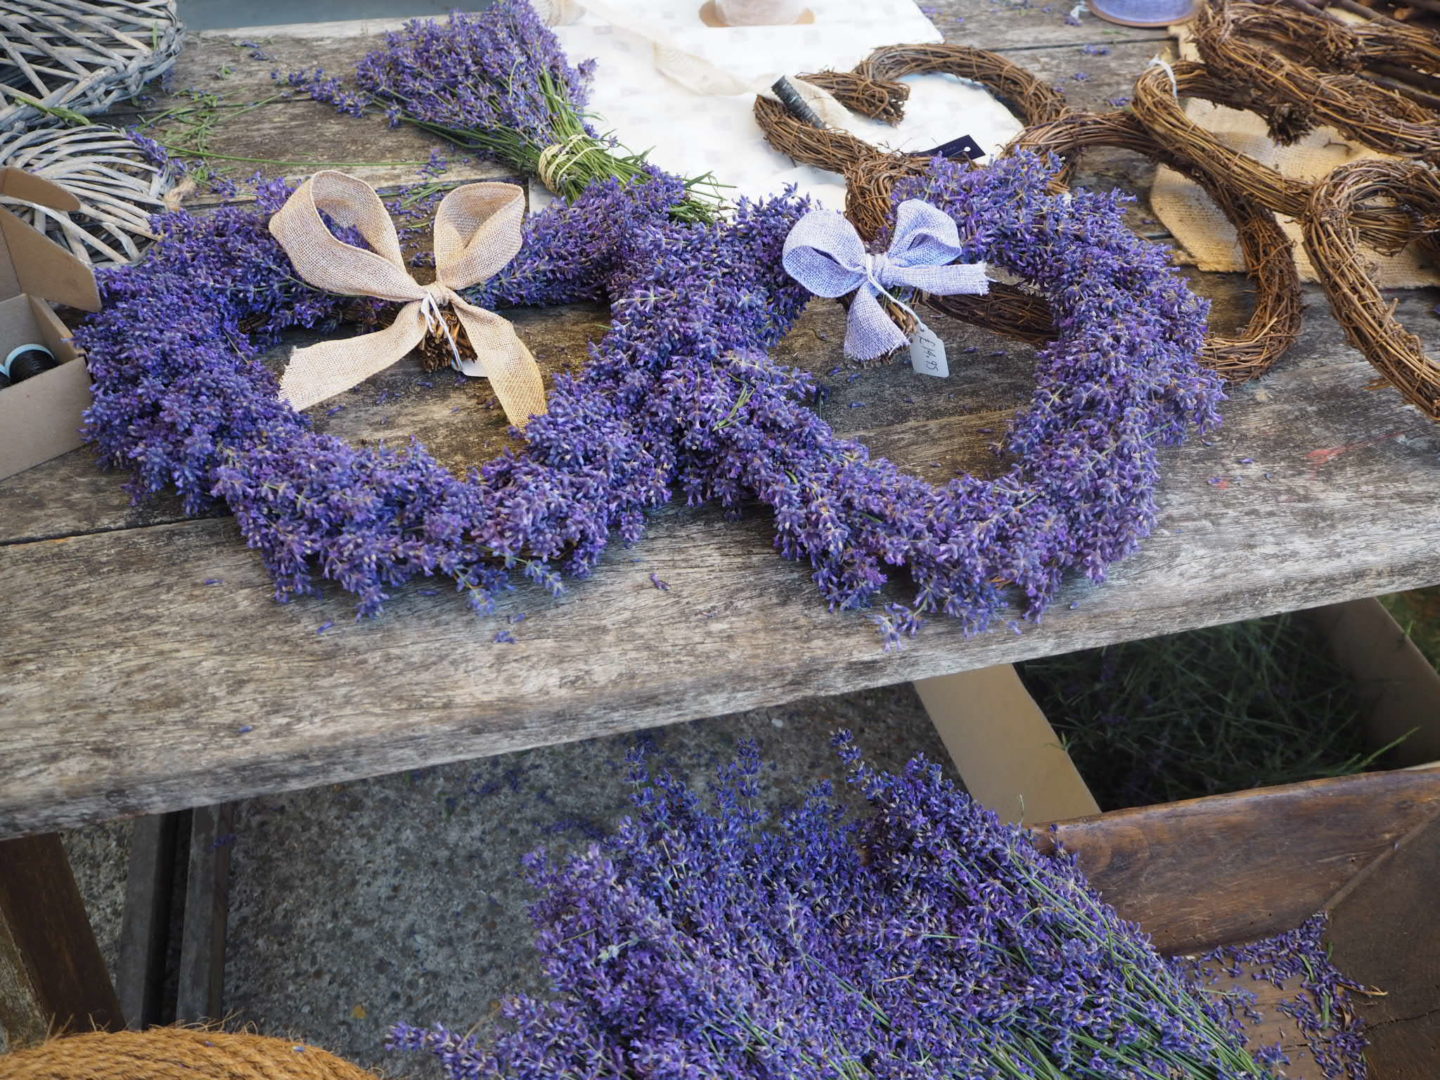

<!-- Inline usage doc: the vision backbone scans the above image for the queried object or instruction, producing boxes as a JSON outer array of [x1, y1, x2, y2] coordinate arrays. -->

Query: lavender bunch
[[347, 2, 724, 223], [392, 738, 1286, 1080]]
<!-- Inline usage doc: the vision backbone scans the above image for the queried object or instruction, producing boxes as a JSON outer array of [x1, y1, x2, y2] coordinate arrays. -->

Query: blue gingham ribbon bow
[[782, 199, 988, 360]]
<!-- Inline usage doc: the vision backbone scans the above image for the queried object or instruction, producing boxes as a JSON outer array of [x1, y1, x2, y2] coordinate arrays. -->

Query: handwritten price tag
[[909, 322, 949, 378]]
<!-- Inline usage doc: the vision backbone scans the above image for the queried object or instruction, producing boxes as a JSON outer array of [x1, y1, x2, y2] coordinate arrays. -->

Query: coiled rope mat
[[0, 1028, 378, 1080]]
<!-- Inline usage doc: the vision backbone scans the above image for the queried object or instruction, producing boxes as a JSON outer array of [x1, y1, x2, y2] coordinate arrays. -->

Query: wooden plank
[[916, 665, 1100, 824], [106, 31, 1170, 210], [2, 339, 1440, 837], [128, 9, 1168, 108], [1038, 766, 1440, 954], [1328, 812, 1440, 1080], [0, 835, 123, 1042], [3, 10, 1440, 837], [114, 814, 180, 1030], [175, 805, 233, 1023]]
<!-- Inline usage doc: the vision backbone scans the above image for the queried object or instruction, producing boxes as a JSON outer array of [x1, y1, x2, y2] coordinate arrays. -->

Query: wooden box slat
[[1042, 767, 1440, 1078]]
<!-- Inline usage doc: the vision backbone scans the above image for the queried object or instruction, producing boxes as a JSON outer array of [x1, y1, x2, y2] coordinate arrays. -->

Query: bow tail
[[845, 287, 912, 362], [279, 305, 429, 411], [452, 300, 548, 429]]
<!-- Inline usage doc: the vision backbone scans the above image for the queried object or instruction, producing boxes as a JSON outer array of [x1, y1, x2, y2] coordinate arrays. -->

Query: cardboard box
[[920, 598, 1440, 825], [0, 167, 102, 482]]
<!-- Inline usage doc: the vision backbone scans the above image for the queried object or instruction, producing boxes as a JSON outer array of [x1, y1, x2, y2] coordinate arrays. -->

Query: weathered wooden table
[[3, 2, 1439, 847]]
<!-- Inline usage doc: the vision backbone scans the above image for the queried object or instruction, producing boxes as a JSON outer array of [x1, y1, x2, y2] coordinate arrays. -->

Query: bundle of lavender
[[346, 1, 725, 223], [392, 739, 1365, 1080]]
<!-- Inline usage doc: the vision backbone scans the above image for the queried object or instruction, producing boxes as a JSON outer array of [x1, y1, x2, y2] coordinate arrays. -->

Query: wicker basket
[[0, 124, 179, 265], [0, 0, 183, 133]]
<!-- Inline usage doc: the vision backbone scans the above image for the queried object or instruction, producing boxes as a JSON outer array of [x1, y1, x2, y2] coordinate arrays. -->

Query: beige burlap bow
[[267, 170, 546, 428]]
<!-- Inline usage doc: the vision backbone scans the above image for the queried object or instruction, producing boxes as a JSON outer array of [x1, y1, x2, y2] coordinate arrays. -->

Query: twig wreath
[[79, 149, 1219, 643], [1006, 109, 1302, 382], [1304, 158, 1440, 420], [1129, 60, 1435, 256], [1194, 0, 1440, 162]]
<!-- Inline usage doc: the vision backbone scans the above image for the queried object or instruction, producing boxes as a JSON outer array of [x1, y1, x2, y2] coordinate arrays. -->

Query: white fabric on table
[[538, 0, 1024, 210]]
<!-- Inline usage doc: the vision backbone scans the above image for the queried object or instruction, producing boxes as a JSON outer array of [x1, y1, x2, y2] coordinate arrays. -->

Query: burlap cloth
[[1150, 24, 1440, 287], [0, 1028, 378, 1080]]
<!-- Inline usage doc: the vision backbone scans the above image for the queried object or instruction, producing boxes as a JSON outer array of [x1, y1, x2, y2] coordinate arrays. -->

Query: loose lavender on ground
[[1182, 916, 1372, 1080], [392, 738, 1296, 1080], [296, 1, 722, 222]]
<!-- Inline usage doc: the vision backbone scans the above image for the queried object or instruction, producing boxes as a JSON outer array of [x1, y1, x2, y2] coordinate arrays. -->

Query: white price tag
[[909, 321, 949, 378]]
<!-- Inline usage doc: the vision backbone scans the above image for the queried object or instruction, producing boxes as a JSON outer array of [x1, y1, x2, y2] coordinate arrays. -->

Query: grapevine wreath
[[79, 148, 1219, 644]]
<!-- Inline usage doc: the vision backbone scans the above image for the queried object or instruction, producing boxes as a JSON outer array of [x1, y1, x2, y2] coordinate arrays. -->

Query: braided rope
[[0, 1028, 378, 1080]]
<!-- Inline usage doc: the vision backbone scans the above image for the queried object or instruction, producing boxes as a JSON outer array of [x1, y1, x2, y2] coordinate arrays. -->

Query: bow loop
[[781, 209, 870, 297], [267, 172, 546, 429], [888, 199, 965, 267], [782, 199, 989, 361], [434, 182, 526, 290]]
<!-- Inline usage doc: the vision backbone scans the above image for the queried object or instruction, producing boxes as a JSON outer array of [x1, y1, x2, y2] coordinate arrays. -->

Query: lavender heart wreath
[[77, 147, 1219, 645]]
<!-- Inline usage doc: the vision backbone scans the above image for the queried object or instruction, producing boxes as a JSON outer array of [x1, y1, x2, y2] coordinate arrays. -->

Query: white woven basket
[[0, 0, 183, 133], [0, 124, 178, 265]]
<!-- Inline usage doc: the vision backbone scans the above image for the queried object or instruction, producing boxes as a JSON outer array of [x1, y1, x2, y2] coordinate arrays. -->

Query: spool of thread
[[1086, 0, 1195, 26], [771, 77, 826, 129], [3, 344, 58, 385], [713, 0, 805, 24]]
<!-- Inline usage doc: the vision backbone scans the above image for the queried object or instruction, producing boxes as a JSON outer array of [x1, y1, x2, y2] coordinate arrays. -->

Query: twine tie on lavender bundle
[[268, 170, 546, 428], [782, 198, 988, 361]]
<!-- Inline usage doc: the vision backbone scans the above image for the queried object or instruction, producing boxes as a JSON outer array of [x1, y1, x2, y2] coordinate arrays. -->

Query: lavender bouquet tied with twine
[[351, 1, 724, 223], [393, 738, 1360, 1080]]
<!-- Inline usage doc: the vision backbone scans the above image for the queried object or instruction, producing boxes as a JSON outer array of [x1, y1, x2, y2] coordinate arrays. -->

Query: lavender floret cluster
[[351, 1, 595, 150], [392, 738, 1286, 1080]]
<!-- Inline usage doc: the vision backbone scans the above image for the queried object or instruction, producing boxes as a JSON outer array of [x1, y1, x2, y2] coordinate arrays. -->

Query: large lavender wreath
[[79, 153, 1219, 641]]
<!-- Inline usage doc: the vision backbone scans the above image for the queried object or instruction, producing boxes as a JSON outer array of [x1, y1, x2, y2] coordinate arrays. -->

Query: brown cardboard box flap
[[0, 167, 83, 213], [0, 169, 101, 313], [0, 207, 101, 312]]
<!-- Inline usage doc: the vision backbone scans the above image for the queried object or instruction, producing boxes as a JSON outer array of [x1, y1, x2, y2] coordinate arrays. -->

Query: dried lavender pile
[[391, 741, 1369, 1080], [1019, 614, 1387, 809]]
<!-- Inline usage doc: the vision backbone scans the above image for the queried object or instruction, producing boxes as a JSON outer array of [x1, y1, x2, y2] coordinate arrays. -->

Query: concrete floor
[[60, 683, 950, 1078]]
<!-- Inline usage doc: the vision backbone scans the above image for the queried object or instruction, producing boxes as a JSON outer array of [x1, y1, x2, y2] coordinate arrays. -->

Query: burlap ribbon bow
[[267, 170, 546, 428]]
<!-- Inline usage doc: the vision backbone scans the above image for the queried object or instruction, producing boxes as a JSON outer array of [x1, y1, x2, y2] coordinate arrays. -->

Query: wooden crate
[[926, 597, 1440, 1076], [1041, 761, 1440, 1078]]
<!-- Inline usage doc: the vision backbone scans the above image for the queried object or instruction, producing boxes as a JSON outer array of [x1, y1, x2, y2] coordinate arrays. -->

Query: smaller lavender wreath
[[79, 154, 1220, 642]]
